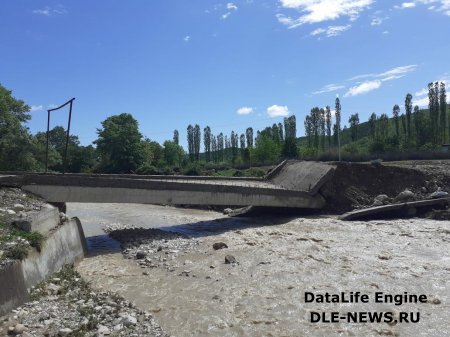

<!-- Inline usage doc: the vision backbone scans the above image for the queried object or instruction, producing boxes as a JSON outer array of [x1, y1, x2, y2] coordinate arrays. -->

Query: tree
[[173, 129, 179, 145], [368, 113, 377, 139], [163, 141, 184, 166], [335, 97, 342, 161], [325, 106, 332, 147], [203, 126, 211, 162], [245, 127, 253, 148], [348, 113, 359, 142], [0, 84, 37, 171], [405, 93, 413, 146], [282, 115, 297, 158], [439, 82, 447, 143], [193, 124, 201, 161], [94, 113, 144, 173], [187, 125, 194, 161], [428, 82, 440, 145], [392, 104, 400, 139]]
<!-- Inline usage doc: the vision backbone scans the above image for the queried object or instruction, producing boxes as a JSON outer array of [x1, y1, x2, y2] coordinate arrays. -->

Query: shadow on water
[[85, 234, 122, 257]]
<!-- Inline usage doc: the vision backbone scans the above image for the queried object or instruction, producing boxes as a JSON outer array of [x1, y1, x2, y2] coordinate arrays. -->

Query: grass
[[0, 217, 44, 260]]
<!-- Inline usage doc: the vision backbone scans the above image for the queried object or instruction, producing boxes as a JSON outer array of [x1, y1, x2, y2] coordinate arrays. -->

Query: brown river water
[[68, 203, 450, 337]]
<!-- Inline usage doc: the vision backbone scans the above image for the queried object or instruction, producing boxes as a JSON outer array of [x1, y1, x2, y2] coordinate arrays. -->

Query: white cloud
[[395, 1, 450, 15], [311, 24, 351, 37], [267, 105, 290, 117], [348, 65, 417, 82], [33, 5, 67, 16], [237, 107, 254, 115], [313, 83, 345, 94], [371, 15, 389, 25], [30, 105, 43, 112], [413, 96, 429, 107], [222, 12, 232, 19], [227, 3, 238, 10], [277, 0, 374, 28], [415, 88, 428, 96], [343, 65, 417, 97], [344, 80, 382, 97], [184, 35, 190, 42]]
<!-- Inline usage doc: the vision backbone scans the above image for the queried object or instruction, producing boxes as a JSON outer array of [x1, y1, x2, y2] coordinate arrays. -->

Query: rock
[[430, 191, 449, 199], [225, 255, 237, 264], [121, 315, 137, 327], [6, 209, 16, 215], [394, 190, 415, 203], [58, 328, 73, 336], [136, 251, 147, 260], [372, 200, 383, 207], [13, 324, 28, 334], [13, 204, 25, 212], [22, 332, 34, 337], [223, 208, 233, 215], [97, 325, 111, 335], [46, 283, 61, 295], [213, 242, 228, 250], [374, 194, 390, 205]]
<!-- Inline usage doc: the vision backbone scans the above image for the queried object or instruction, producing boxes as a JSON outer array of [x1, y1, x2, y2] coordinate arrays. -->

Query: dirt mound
[[320, 162, 440, 213]]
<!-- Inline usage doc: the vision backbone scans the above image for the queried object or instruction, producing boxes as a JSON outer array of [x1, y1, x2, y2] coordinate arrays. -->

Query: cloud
[[184, 35, 190, 42], [344, 80, 382, 97], [227, 3, 238, 10], [395, 1, 450, 15], [343, 65, 417, 97], [30, 105, 43, 112], [313, 83, 346, 94], [277, 0, 374, 28], [348, 65, 417, 82], [237, 107, 254, 115], [310, 24, 351, 37], [267, 105, 290, 117], [222, 2, 238, 20], [33, 5, 67, 16]]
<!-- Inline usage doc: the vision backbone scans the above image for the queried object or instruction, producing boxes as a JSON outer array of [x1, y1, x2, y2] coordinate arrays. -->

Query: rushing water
[[69, 203, 450, 337]]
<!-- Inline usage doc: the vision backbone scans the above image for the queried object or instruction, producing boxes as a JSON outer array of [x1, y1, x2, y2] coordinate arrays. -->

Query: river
[[68, 203, 450, 337]]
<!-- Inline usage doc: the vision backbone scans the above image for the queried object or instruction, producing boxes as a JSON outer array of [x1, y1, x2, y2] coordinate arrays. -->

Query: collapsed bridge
[[0, 161, 335, 209]]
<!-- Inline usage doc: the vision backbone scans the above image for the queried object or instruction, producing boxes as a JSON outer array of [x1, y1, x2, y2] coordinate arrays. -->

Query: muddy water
[[69, 203, 450, 337]]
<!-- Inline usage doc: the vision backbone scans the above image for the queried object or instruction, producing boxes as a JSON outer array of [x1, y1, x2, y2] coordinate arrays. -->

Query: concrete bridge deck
[[0, 161, 335, 209]]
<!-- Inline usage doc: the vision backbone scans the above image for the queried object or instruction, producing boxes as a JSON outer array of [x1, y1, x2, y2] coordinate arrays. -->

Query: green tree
[[392, 104, 400, 139], [0, 84, 37, 170], [405, 93, 413, 147], [245, 127, 253, 148], [94, 113, 144, 173], [439, 82, 447, 143], [163, 141, 184, 166], [203, 126, 211, 162], [173, 129, 179, 145]]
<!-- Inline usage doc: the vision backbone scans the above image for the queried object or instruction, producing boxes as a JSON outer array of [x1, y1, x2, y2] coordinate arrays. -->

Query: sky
[[1, 0, 450, 148]]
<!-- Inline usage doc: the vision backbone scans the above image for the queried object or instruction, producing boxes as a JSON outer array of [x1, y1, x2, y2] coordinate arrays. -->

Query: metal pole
[[45, 110, 51, 172], [63, 100, 74, 174]]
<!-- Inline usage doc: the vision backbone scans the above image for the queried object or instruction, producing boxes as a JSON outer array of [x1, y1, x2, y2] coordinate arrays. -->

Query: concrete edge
[[0, 216, 87, 316]]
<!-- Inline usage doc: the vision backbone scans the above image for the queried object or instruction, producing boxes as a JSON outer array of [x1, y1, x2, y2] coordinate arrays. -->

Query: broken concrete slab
[[269, 161, 335, 194], [12, 204, 59, 235], [339, 197, 450, 221]]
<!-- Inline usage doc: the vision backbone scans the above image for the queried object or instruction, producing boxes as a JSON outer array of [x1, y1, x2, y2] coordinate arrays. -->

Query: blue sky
[[1, 0, 449, 148]]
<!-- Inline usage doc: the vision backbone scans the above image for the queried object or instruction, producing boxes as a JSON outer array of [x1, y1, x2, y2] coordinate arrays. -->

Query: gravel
[[0, 266, 170, 337]]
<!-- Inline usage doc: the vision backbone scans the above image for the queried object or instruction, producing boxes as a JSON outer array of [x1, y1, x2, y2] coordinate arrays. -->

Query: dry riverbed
[[72, 204, 450, 337]]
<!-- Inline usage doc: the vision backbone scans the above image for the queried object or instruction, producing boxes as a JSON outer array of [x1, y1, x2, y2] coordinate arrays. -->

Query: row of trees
[[303, 81, 448, 157], [1, 80, 448, 174], [183, 115, 298, 165]]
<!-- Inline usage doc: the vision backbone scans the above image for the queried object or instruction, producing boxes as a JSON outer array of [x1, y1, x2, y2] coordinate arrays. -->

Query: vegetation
[[0, 81, 448, 176]]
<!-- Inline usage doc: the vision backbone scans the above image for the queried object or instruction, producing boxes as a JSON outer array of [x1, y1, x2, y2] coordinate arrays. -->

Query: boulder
[[213, 242, 228, 250], [430, 191, 449, 199], [394, 190, 415, 203], [225, 255, 237, 264]]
